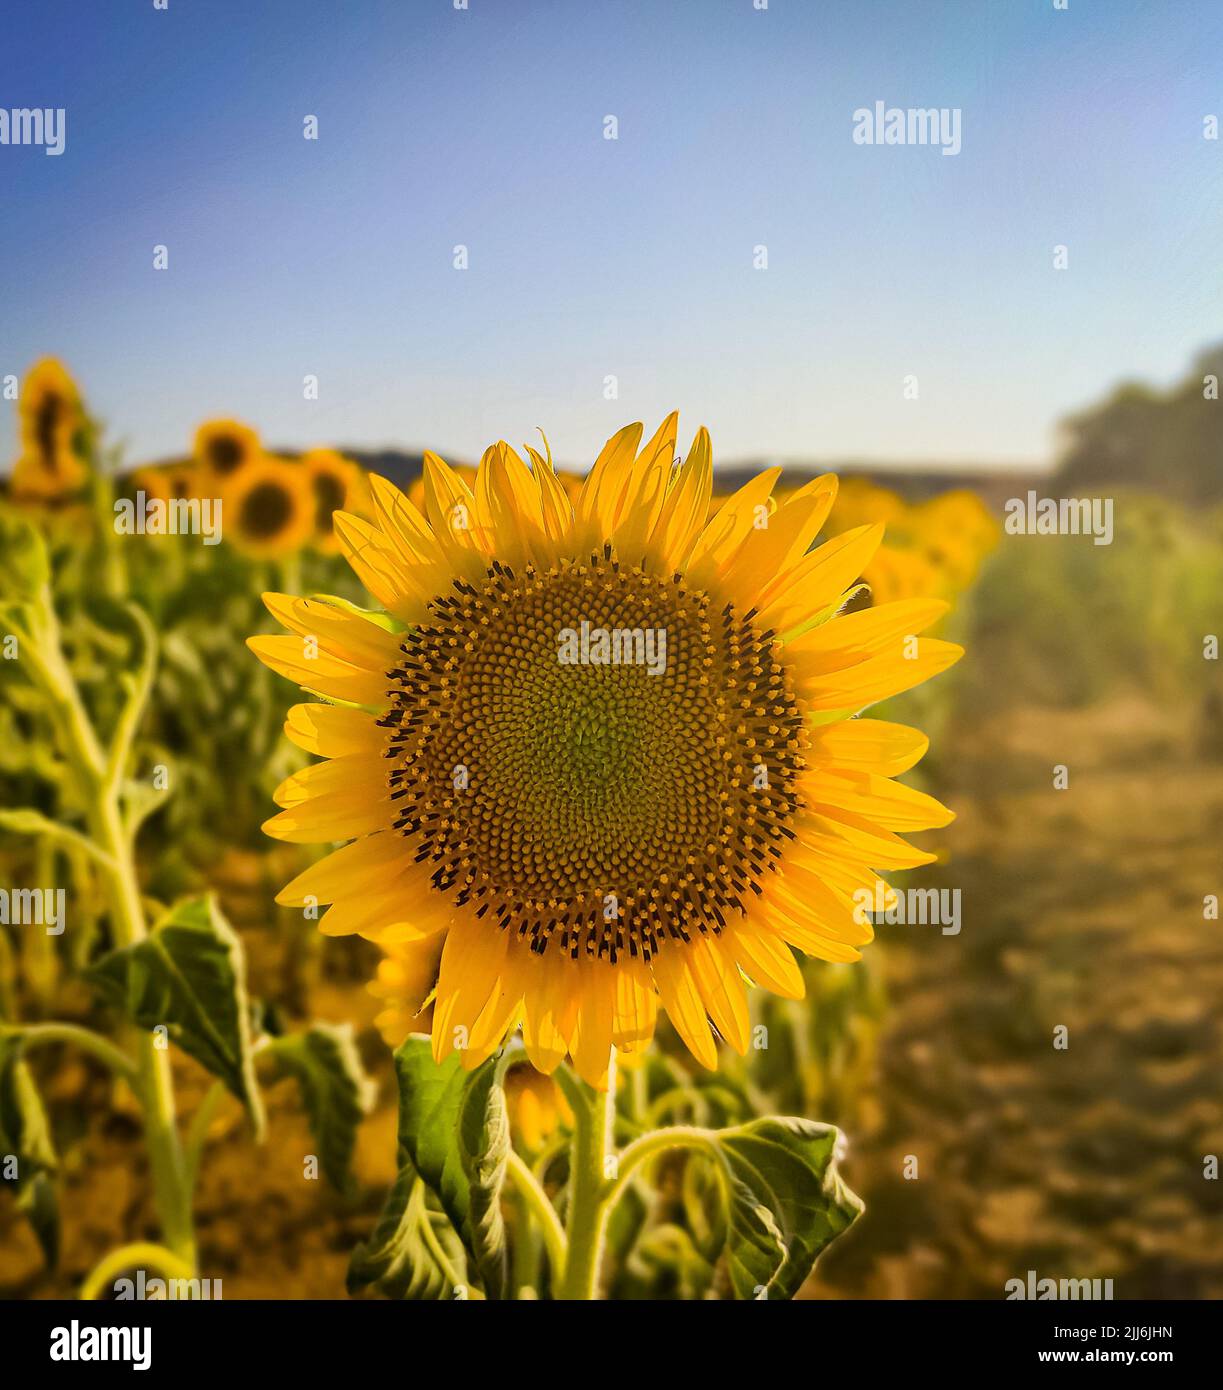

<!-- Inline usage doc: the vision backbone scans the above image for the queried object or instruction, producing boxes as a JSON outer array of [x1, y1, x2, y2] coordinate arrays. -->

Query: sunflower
[[301, 448, 362, 553], [131, 462, 198, 505], [369, 934, 445, 1047], [222, 456, 314, 558], [504, 1063, 573, 1151], [10, 357, 90, 499], [194, 418, 260, 484], [249, 416, 961, 1088]]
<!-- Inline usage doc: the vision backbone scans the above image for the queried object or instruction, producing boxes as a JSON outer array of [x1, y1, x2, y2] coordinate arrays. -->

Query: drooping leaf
[[264, 1023, 376, 1193], [717, 1116, 862, 1299], [347, 1163, 467, 1300], [88, 895, 264, 1135], [392, 1036, 511, 1299], [0, 1035, 60, 1266]]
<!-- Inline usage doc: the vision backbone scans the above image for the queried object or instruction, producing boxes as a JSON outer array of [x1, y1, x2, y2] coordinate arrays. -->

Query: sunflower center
[[35, 393, 64, 467], [312, 472, 345, 530], [382, 551, 806, 963], [239, 482, 292, 538], [208, 437, 243, 473]]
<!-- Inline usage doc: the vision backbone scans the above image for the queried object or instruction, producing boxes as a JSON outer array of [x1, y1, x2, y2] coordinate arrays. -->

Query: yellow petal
[[786, 598, 949, 677], [806, 718, 929, 776], [247, 635, 388, 705], [687, 934, 750, 1054], [652, 948, 718, 1070], [759, 523, 885, 634], [284, 702, 385, 757], [800, 637, 963, 712]]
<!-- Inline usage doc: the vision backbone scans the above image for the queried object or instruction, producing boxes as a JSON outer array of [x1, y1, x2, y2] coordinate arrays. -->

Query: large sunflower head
[[249, 417, 961, 1088], [222, 455, 314, 558], [194, 418, 260, 484], [10, 357, 90, 500], [301, 448, 362, 553]]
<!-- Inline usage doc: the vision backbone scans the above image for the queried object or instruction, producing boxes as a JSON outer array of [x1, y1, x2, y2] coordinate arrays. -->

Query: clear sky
[[2, 0, 1219, 471]]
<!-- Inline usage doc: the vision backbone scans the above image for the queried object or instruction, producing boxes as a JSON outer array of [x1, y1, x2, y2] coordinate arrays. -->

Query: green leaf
[[88, 895, 265, 1136], [347, 1164, 467, 1300], [392, 1036, 511, 1299], [717, 1117, 862, 1299], [265, 1023, 376, 1193], [0, 506, 50, 603], [0, 1036, 60, 1267]]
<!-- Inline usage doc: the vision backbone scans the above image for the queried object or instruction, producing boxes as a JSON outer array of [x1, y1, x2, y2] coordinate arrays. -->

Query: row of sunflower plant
[[3, 358, 987, 1298], [1, 362, 377, 1293]]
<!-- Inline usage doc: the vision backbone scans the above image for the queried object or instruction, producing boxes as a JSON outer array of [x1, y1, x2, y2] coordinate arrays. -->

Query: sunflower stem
[[504, 1149, 568, 1282], [556, 1051, 616, 1300], [22, 590, 197, 1269], [3, 1021, 139, 1086]]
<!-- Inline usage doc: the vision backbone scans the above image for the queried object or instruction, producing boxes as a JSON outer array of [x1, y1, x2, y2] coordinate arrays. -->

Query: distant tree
[[1057, 344, 1223, 505]]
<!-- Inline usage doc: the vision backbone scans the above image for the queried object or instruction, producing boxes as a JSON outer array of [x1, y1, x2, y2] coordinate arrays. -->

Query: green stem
[[604, 1125, 721, 1213], [183, 1080, 228, 1194], [505, 1149, 567, 1280], [80, 1242, 194, 1300], [555, 1052, 617, 1300], [28, 600, 196, 1268], [91, 793, 197, 1267], [5, 1021, 138, 1085]]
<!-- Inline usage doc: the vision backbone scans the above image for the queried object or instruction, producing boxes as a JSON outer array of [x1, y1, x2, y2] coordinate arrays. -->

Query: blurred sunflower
[[368, 935, 445, 1047], [195, 418, 260, 485], [10, 357, 90, 499], [250, 416, 961, 1088], [301, 448, 362, 553], [222, 456, 314, 557], [131, 462, 198, 505], [504, 1063, 573, 1151]]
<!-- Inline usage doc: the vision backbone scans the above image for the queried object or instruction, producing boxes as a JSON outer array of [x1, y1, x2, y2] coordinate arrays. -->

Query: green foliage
[[347, 1163, 468, 1300], [89, 895, 265, 1135], [0, 1035, 59, 1266], [264, 1023, 376, 1193], [1058, 345, 1223, 506], [717, 1117, 862, 1299], [383, 1036, 512, 1299], [958, 493, 1223, 714], [0, 505, 50, 605]]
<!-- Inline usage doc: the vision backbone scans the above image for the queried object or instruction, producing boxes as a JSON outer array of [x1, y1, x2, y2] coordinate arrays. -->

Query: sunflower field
[[4, 356, 1218, 1304], [0, 355, 980, 1301]]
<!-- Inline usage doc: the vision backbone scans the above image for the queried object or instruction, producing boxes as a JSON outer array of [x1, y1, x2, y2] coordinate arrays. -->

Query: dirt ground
[[811, 694, 1223, 1299]]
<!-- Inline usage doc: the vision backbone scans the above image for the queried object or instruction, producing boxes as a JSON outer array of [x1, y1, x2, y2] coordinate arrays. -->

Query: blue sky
[[1, 0, 1219, 471]]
